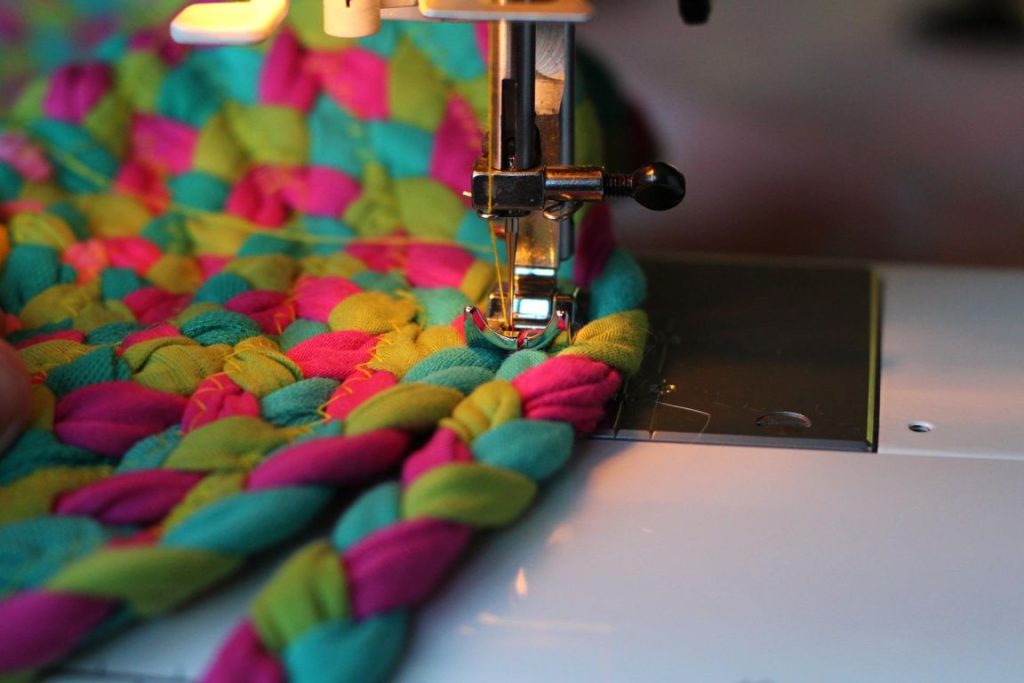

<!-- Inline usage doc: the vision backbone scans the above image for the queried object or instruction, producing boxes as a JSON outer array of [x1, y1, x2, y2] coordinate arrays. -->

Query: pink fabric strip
[[43, 64, 112, 124], [345, 240, 406, 273], [54, 470, 205, 525], [513, 355, 622, 433], [259, 29, 318, 112], [225, 167, 290, 228], [344, 518, 472, 619], [105, 236, 163, 274], [429, 94, 480, 202], [323, 371, 396, 422], [0, 133, 51, 181], [405, 244, 475, 289], [123, 287, 190, 326], [293, 275, 361, 323], [224, 290, 295, 336], [306, 48, 389, 120], [202, 620, 285, 683], [280, 166, 361, 217], [113, 160, 171, 213], [0, 591, 114, 671], [285, 331, 378, 382], [130, 114, 199, 175], [183, 375, 260, 433], [247, 429, 410, 491], [400, 428, 472, 487], [121, 323, 181, 351], [54, 381, 188, 458]]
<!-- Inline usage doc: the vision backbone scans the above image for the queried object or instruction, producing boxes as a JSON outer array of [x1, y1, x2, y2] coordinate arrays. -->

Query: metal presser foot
[[460, 4, 688, 352], [463, 304, 572, 352], [464, 209, 581, 352]]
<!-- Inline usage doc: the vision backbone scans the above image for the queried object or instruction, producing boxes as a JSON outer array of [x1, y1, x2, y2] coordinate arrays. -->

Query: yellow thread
[[184, 373, 230, 432], [187, 397, 209, 432], [273, 300, 296, 336], [316, 352, 379, 423], [489, 224, 508, 324]]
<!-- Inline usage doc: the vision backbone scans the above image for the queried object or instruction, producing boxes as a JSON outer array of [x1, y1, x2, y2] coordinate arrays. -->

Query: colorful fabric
[[0, 3, 648, 681], [0, 0, 185, 109]]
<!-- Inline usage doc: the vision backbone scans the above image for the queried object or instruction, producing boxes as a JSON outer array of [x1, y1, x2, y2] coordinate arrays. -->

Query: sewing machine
[[172, 0, 691, 350], [50, 1, 1024, 681]]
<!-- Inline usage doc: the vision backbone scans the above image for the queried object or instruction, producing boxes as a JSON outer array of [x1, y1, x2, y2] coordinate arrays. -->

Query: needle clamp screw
[[605, 162, 686, 211]]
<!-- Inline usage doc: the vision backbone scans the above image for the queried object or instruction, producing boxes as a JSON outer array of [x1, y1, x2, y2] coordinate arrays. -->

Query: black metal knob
[[679, 0, 711, 24], [606, 162, 686, 211]]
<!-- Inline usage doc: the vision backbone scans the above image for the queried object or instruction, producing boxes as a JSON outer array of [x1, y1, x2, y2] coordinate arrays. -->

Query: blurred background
[[586, 0, 1024, 266], [1, 0, 1022, 266]]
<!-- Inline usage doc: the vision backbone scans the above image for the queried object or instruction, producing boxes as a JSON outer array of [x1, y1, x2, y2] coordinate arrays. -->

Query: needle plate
[[600, 256, 880, 451]]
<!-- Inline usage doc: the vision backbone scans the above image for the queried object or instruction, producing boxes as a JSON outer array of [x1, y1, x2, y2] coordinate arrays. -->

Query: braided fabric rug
[[0, 0, 184, 107], [0, 6, 648, 682]]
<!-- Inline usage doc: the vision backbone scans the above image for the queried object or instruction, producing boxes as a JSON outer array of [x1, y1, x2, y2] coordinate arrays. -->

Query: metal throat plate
[[601, 256, 880, 451]]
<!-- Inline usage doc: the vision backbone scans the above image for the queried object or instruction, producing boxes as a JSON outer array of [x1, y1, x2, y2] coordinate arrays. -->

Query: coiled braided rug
[[0, 5, 648, 681]]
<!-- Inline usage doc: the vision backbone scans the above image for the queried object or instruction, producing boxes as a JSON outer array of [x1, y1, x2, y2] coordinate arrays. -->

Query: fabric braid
[[0, 2, 649, 680]]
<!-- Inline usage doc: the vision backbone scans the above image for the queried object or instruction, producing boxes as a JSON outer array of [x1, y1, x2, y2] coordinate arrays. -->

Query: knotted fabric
[[0, 4, 650, 681]]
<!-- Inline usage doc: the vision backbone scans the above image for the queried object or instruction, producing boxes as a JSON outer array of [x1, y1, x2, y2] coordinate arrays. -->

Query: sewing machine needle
[[505, 217, 518, 330]]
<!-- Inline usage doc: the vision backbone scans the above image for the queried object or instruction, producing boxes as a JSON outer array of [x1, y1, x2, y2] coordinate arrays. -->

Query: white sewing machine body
[[52, 259, 1024, 683]]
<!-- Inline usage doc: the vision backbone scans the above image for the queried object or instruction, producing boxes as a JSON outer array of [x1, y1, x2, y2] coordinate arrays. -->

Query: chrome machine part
[[602, 256, 880, 451], [465, 1, 688, 351]]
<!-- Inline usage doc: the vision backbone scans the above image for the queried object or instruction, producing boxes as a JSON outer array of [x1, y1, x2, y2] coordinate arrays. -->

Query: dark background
[[584, 0, 1024, 266]]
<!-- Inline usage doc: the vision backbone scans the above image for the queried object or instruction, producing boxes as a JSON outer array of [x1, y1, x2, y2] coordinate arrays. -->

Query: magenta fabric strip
[[405, 243, 477, 289], [128, 27, 188, 64], [55, 470, 205, 525], [285, 330, 378, 382], [307, 47, 389, 120], [130, 114, 200, 175], [121, 323, 180, 351], [247, 429, 410, 491], [104, 237, 164, 274], [429, 94, 483, 202], [0, 133, 51, 181], [0, 591, 114, 671], [183, 375, 261, 433], [324, 371, 397, 421], [401, 428, 472, 488], [344, 518, 473, 619], [259, 29, 318, 112], [123, 287, 190, 325], [293, 275, 362, 323], [54, 381, 188, 458], [224, 290, 295, 335], [513, 355, 622, 432], [225, 166, 292, 227], [43, 64, 113, 124], [344, 241, 405, 272], [202, 620, 286, 683], [281, 166, 362, 218]]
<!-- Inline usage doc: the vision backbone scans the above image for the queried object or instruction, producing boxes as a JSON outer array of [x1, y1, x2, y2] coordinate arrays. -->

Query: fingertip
[[0, 340, 29, 453]]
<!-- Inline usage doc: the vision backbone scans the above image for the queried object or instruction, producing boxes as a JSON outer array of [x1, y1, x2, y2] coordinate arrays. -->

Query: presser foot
[[463, 290, 577, 351]]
